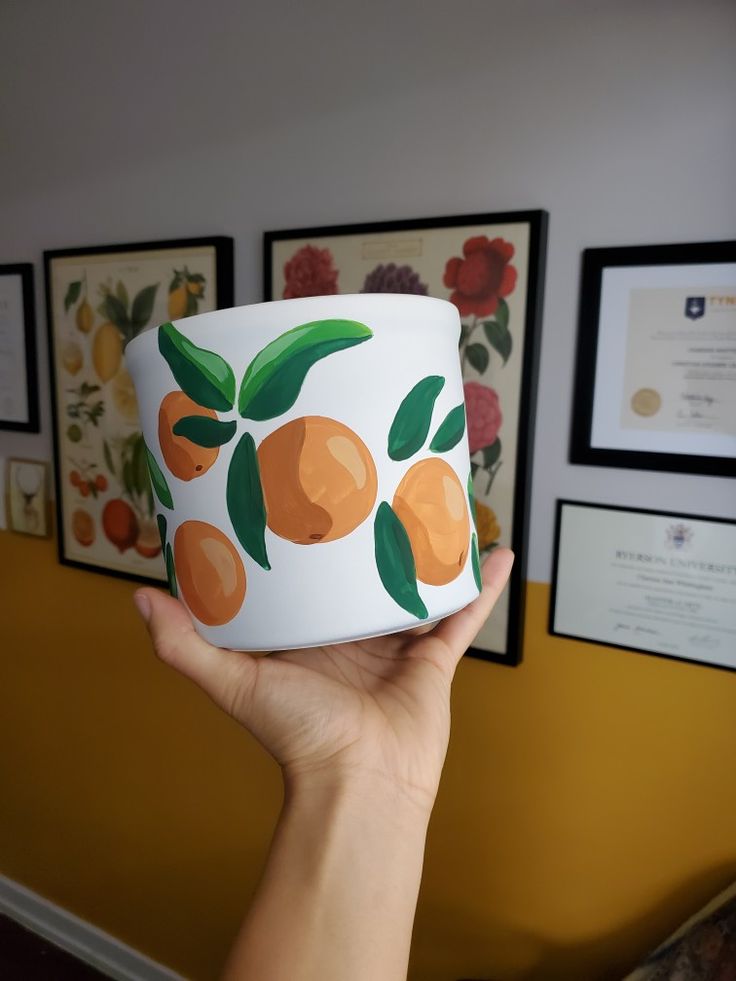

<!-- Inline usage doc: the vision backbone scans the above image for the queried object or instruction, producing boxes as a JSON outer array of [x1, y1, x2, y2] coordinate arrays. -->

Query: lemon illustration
[[168, 284, 188, 320], [111, 368, 140, 422], [76, 299, 94, 333], [61, 340, 83, 375], [92, 322, 123, 382]]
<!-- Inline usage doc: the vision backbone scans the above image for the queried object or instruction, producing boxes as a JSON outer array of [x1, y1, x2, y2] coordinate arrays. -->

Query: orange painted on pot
[[258, 416, 377, 545], [174, 521, 246, 626], [393, 458, 470, 586], [158, 391, 219, 481]]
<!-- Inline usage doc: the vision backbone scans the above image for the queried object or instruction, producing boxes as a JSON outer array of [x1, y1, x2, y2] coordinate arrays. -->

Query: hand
[[134, 548, 513, 811]]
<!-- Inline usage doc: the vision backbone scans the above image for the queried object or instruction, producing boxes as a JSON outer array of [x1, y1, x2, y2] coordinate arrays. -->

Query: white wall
[[2, 0, 734, 581]]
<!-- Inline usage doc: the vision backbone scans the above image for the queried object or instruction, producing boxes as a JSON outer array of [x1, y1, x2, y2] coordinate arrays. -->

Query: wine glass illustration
[[15, 463, 42, 533]]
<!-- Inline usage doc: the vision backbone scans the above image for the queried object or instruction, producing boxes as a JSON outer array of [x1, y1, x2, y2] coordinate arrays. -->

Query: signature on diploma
[[678, 392, 718, 420], [613, 622, 660, 637], [689, 634, 721, 651]]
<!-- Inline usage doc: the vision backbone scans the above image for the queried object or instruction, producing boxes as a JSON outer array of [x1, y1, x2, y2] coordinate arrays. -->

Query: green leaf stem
[[226, 432, 270, 570], [429, 404, 466, 453], [238, 319, 373, 421], [172, 416, 237, 448], [374, 502, 428, 620], [387, 375, 445, 461], [158, 321, 235, 411], [144, 441, 173, 509]]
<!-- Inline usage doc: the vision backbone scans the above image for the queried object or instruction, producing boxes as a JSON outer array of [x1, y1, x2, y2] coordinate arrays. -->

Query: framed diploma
[[570, 241, 736, 477], [550, 501, 736, 673], [0, 264, 40, 433], [265, 211, 549, 665]]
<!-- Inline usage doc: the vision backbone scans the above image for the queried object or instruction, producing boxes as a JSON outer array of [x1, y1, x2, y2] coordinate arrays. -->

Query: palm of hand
[[238, 632, 454, 805], [138, 548, 513, 804]]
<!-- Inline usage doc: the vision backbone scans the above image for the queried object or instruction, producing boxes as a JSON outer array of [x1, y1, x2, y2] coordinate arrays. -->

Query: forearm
[[222, 773, 433, 981]]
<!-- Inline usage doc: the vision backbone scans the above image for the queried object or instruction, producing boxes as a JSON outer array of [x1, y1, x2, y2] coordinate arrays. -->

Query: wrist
[[282, 763, 437, 826]]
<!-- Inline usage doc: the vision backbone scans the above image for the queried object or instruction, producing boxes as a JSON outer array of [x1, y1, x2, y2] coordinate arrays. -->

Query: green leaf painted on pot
[[158, 321, 235, 411], [238, 319, 373, 421], [131, 284, 159, 332], [429, 403, 466, 453], [132, 434, 150, 496], [496, 297, 510, 332], [374, 502, 428, 620], [226, 432, 270, 570], [466, 342, 489, 374], [471, 533, 482, 592], [387, 375, 445, 461], [483, 317, 512, 365], [144, 441, 173, 510], [467, 472, 478, 533], [116, 280, 129, 308], [482, 438, 501, 469], [172, 416, 237, 448], [165, 542, 178, 598], [157, 513, 167, 552], [64, 281, 82, 313]]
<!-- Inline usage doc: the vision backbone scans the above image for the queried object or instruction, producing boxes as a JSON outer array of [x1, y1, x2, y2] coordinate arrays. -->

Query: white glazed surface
[[126, 293, 478, 650]]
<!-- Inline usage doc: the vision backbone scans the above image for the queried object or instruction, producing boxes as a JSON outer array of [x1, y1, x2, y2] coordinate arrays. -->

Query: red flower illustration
[[444, 236, 517, 318], [464, 382, 502, 453], [283, 245, 339, 299]]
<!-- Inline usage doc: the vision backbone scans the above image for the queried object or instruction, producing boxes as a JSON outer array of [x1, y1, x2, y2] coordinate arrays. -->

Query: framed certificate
[[0, 264, 40, 433], [550, 500, 736, 673], [265, 211, 549, 665], [570, 241, 736, 477]]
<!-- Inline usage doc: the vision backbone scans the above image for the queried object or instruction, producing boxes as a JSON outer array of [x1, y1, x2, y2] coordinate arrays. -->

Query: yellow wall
[[2, 528, 735, 980]]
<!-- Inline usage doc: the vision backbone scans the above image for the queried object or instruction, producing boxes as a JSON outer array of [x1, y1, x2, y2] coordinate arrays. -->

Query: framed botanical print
[[265, 211, 548, 664], [45, 236, 234, 583]]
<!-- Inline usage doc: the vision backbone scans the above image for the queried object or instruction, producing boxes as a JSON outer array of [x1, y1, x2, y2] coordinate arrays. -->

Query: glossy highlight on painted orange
[[393, 458, 470, 586], [174, 521, 246, 626], [258, 416, 378, 545], [158, 391, 220, 481]]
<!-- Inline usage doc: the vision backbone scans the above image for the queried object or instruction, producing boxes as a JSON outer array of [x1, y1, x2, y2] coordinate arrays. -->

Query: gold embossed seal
[[631, 388, 661, 416]]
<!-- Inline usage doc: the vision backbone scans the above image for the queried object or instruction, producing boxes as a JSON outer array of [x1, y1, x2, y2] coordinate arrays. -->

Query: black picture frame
[[264, 211, 548, 665], [549, 499, 736, 674], [0, 263, 40, 433], [570, 240, 736, 477], [44, 236, 234, 585]]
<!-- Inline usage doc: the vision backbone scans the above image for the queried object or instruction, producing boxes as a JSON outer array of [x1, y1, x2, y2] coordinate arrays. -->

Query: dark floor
[[0, 915, 110, 980]]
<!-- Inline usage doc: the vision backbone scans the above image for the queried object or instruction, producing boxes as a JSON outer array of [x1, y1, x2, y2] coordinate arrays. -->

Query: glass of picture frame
[[45, 236, 234, 583], [265, 211, 548, 664]]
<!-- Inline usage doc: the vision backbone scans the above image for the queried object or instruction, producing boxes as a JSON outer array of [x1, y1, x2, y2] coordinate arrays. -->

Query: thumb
[[134, 588, 258, 719]]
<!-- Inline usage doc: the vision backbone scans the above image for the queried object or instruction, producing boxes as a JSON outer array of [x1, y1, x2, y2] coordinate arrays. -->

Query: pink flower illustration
[[464, 381, 502, 453], [283, 245, 339, 299], [444, 236, 517, 318]]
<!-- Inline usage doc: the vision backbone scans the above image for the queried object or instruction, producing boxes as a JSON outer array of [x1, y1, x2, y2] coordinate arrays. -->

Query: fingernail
[[134, 591, 151, 623]]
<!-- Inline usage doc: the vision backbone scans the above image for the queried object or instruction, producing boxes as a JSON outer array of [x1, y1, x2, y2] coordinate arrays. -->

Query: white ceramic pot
[[126, 294, 480, 650]]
